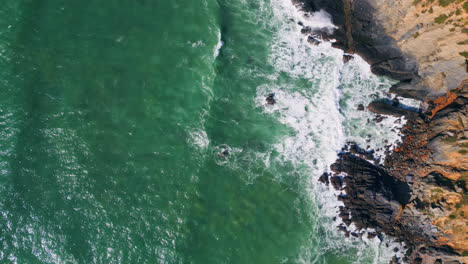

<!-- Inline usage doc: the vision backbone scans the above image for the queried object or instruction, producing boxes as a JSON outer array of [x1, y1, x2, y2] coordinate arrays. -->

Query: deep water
[[0, 0, 413, 263]]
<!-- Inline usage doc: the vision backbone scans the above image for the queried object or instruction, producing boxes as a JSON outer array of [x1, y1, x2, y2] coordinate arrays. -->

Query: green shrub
[[443, 135, 458, 143], [435, 14, 449, 24], [438, 0, 456, 6], [460, 51, 468, 58], [459, 149, 468, 154], [448, 214, 456, 219]]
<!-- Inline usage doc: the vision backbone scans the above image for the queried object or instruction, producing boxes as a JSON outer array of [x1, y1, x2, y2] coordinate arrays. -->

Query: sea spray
[[259, 0, 416, 262], [0, 0, 419, 262]]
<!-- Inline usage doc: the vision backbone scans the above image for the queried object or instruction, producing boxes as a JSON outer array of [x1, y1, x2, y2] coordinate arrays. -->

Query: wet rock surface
[[327, 82, 468, 263], [367, 101, 418, 118], [297, 0, 467, 100], [295, 1, 468, 262], [297, 0, 418, 83]]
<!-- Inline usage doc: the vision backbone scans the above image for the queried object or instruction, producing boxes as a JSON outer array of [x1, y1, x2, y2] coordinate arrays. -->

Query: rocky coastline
[[295, 0, 468, 263]]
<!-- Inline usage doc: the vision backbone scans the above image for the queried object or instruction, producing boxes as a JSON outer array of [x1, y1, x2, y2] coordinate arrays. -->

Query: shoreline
[[295, 0, 468, 263]]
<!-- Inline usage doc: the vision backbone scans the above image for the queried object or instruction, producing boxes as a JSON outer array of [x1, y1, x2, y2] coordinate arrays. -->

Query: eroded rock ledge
[[324, 83, 468, 263], [296, 0, 467, 100], [317, 82, 467, 264]]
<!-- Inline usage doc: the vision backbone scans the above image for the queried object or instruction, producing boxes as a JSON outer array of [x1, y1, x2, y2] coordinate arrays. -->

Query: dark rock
[[307, 35, 321, 45], [390, 256, 400, 264], [423, 172, 457, 192], [367, 232, 377, 239], [413, 197, 428, 210], [337, 225, 347, 233], [374, 114, 385, 123], [330, 175, 343, 190], [390, 81, 429, 100], [317, 31, 334, 42], [357, 104, 364, 111], [319, 172, 329, 185], [219, 147, 230, 157], [301, 26, 312, 34], [344, 143, 375, 160], [338, 206, 350, 219], [377, 233, 384, 242], [329, 152, 430, 245], [367, 101, 418, 118], [342, 219, 352, 226], [343, 54, 354, 63], [266, 93, 276, 105], [301, 0, 417, 81]]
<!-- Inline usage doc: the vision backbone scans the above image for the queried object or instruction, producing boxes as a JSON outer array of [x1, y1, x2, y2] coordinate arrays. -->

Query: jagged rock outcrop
[[386, 82, 468, 259], [326, 78, 468, 264], [294, 0, 468, 262], [297, 0, 467, 100]]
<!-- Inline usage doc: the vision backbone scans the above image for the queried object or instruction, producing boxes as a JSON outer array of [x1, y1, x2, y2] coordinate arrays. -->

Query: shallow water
[[0, 1, 411, 263]]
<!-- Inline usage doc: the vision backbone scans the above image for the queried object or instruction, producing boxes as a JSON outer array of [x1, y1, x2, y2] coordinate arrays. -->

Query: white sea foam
[[398, 96, 421, 109], [266, 0, 346, 170], [261, 0, 410, 263], [213, 31, 224, 58], [288, 2, 336, 32], [190, 40, 206, 48], [188, 129, 210, 150]]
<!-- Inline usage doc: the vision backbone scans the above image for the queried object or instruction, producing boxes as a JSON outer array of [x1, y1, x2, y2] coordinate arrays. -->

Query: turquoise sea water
[[0, 1, 410, 263]]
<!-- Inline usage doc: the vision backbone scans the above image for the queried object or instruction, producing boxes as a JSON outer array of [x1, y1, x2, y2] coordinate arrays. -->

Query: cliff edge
[[296, 0, 468, 263]]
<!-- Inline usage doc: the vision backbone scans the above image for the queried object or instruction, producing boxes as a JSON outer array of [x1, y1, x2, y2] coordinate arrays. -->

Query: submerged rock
[[266, 93, 276, 105], [307, 35, 321, 46], [343, 54, 354, 63], [300, 26, 312, 34], [318, 172, 329, 185]]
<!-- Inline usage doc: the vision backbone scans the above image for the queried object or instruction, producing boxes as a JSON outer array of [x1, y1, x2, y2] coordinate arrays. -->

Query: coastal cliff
[[296, 0, 468, 263], [298, 0, 467, 99]]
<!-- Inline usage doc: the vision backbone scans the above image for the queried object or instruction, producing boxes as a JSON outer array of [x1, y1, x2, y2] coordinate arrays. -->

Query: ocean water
[[0, 0, 414, 263]]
